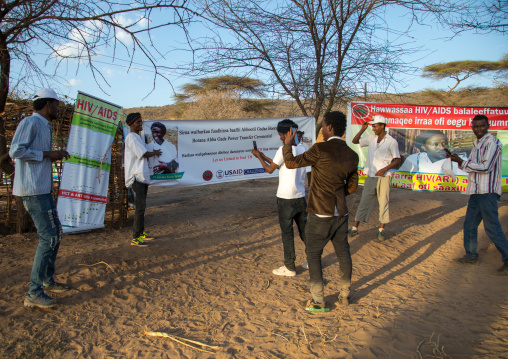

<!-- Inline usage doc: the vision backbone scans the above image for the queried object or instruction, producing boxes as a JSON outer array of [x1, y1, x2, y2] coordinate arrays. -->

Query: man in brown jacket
[[283, 111, 359, 309]]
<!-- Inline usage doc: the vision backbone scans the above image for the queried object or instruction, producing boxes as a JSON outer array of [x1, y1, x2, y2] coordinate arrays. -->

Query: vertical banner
[[57, 92, 121, 233], [123, 116, 316, 187], [346, 102, 508, 192]]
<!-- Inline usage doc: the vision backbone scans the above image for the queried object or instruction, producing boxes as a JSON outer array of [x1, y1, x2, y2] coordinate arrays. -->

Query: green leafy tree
[[175, 75, 265, 102], [422, 55, 508, 92]]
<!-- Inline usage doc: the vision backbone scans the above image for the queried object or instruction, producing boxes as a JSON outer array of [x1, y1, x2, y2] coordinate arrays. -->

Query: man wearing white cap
[[10, 88, 70, 309], [350, 115, 400, 242]]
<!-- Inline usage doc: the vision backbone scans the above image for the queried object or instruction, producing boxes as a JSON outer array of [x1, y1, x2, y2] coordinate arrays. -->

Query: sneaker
[[494, 262, 508, 276], [454, 255, 479, 265], [272, 265, 296, 277], [376, 230, 386, 242], [338, 294, 349, 306], [141, 231, 154, 241], [44, 282, 71, 293], [348, 228, 359, 237], [131, 237, 149, 246], [301, 299, 328, 312], [24, 292, 58, 309], [301, 262, 308, 270]]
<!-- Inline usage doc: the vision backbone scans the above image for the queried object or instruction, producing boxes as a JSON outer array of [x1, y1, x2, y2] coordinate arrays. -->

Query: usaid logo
[[224, 169, 244, 176], [216, 170, 224, 179]]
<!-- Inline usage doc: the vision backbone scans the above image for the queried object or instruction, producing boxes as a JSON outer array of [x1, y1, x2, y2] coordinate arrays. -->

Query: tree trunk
[[0, 45, 34, 233]]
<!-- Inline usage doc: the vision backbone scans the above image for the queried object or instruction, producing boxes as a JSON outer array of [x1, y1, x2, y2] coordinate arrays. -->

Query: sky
[[9, 6, 507, 110]]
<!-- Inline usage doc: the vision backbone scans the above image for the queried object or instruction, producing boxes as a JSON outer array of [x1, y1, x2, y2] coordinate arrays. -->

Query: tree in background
[[422, 55, 508, 92], [174, 75, 271, 119], [0, 0, 197, 157], [450, 0, 507, 33], [193, 0, 462, 127]]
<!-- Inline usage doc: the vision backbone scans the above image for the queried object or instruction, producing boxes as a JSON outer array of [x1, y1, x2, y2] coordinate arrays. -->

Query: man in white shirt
[[124, 113, 161, 246], [252, 119, 308, 277], [146, 122, 179, 174], [350, 115, 401, 242]]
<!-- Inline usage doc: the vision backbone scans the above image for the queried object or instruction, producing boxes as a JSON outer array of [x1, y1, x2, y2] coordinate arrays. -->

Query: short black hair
[[414, 130, 447, 150], [151, 121, 167, 135], [277, 119, 297, 134], [33, 98, 54, 111], [472, 114, 489, 125], [323, 111, 347, 137]]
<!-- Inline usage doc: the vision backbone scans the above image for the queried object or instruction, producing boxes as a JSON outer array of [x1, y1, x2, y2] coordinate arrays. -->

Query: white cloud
[[68, 78, 82, 86]]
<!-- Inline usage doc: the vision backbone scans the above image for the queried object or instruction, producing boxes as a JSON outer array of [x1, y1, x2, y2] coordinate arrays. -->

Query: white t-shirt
[[359, 133, 400, 177], [399, 152, 468, 175], [272, 143, 307, 199], [147, 139, 178, 174], [124, 132, 151, 187]]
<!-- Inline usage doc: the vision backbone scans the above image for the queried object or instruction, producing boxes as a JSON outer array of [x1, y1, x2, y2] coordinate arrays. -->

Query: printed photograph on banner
[[143, 121, 183, 181], [391, 128, 483, 176]]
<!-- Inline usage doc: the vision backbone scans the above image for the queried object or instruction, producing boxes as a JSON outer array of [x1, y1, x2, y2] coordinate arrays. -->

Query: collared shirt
[[359, 133, 400, 177], [124, 132, 150, 187], [460, 132, 503, 196], [9, 113, 54, 196]]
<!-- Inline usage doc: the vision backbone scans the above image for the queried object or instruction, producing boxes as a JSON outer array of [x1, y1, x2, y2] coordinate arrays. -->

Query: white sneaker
[[301, 262, 309, 270], [272, 265, 296, 277]]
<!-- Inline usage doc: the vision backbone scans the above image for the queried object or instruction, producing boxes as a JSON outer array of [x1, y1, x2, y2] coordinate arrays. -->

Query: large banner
[[346, 102, 508, 193], [124, 116, 315, 187], [57, 92, 122, 233]]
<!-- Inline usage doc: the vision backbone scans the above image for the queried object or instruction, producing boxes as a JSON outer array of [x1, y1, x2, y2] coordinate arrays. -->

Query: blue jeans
[[305, 213, 351, 303], [463, 193, 508, 263], [132, 180, 148, 239], [277, 197, 307, 272], [22, 193, 63, 296]]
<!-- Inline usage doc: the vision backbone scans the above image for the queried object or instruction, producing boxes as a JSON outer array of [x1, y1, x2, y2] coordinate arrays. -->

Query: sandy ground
[[0, 178, 507, 358]]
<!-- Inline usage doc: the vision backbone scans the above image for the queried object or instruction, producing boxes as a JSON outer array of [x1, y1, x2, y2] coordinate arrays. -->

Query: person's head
[[277, 119, 297, 144], [151, 122, 167, 145], [369, 115, 386, 136], [296, 130, 304, 142], [471, 115, 489, 140], [322, 111, 347, 140], [126, 112, 143, 133], [415, 130, 449, 162], [33, 88, 63, 120]]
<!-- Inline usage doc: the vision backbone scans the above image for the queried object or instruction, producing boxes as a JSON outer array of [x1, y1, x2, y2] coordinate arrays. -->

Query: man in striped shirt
[[9, 88, 71, 308], [448, 115, 508, 275]]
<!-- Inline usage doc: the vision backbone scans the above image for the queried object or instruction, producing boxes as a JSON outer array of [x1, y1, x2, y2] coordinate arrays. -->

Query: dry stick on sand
[[145, 331, 220, 354], [416, 333, 451, 359], [79, 261, 117, 275]]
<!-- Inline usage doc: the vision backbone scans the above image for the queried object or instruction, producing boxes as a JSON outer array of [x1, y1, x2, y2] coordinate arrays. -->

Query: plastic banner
[[123, 116, 316, 187], [346, 102, 508, 192], [57, 92, 122, 233]]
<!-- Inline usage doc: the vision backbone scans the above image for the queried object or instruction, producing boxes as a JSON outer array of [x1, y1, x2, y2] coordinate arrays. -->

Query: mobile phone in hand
[[253, 141, 257, 150]]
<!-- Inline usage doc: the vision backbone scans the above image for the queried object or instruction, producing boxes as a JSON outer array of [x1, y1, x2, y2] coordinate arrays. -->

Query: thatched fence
[[0, 99, 129, 235]]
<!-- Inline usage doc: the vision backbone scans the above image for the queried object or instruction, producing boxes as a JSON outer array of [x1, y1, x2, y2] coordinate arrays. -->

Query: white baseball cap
[[369, 115, 386, 124], [33, 88, 63, 102]]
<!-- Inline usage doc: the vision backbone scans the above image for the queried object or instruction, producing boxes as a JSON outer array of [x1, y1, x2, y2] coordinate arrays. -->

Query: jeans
[[277, 197, 307, 272], [305, 213, 351, 303], [132, 180, 148, 239], [463, 193, 508, 263], [22, 193, 63, 296]]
